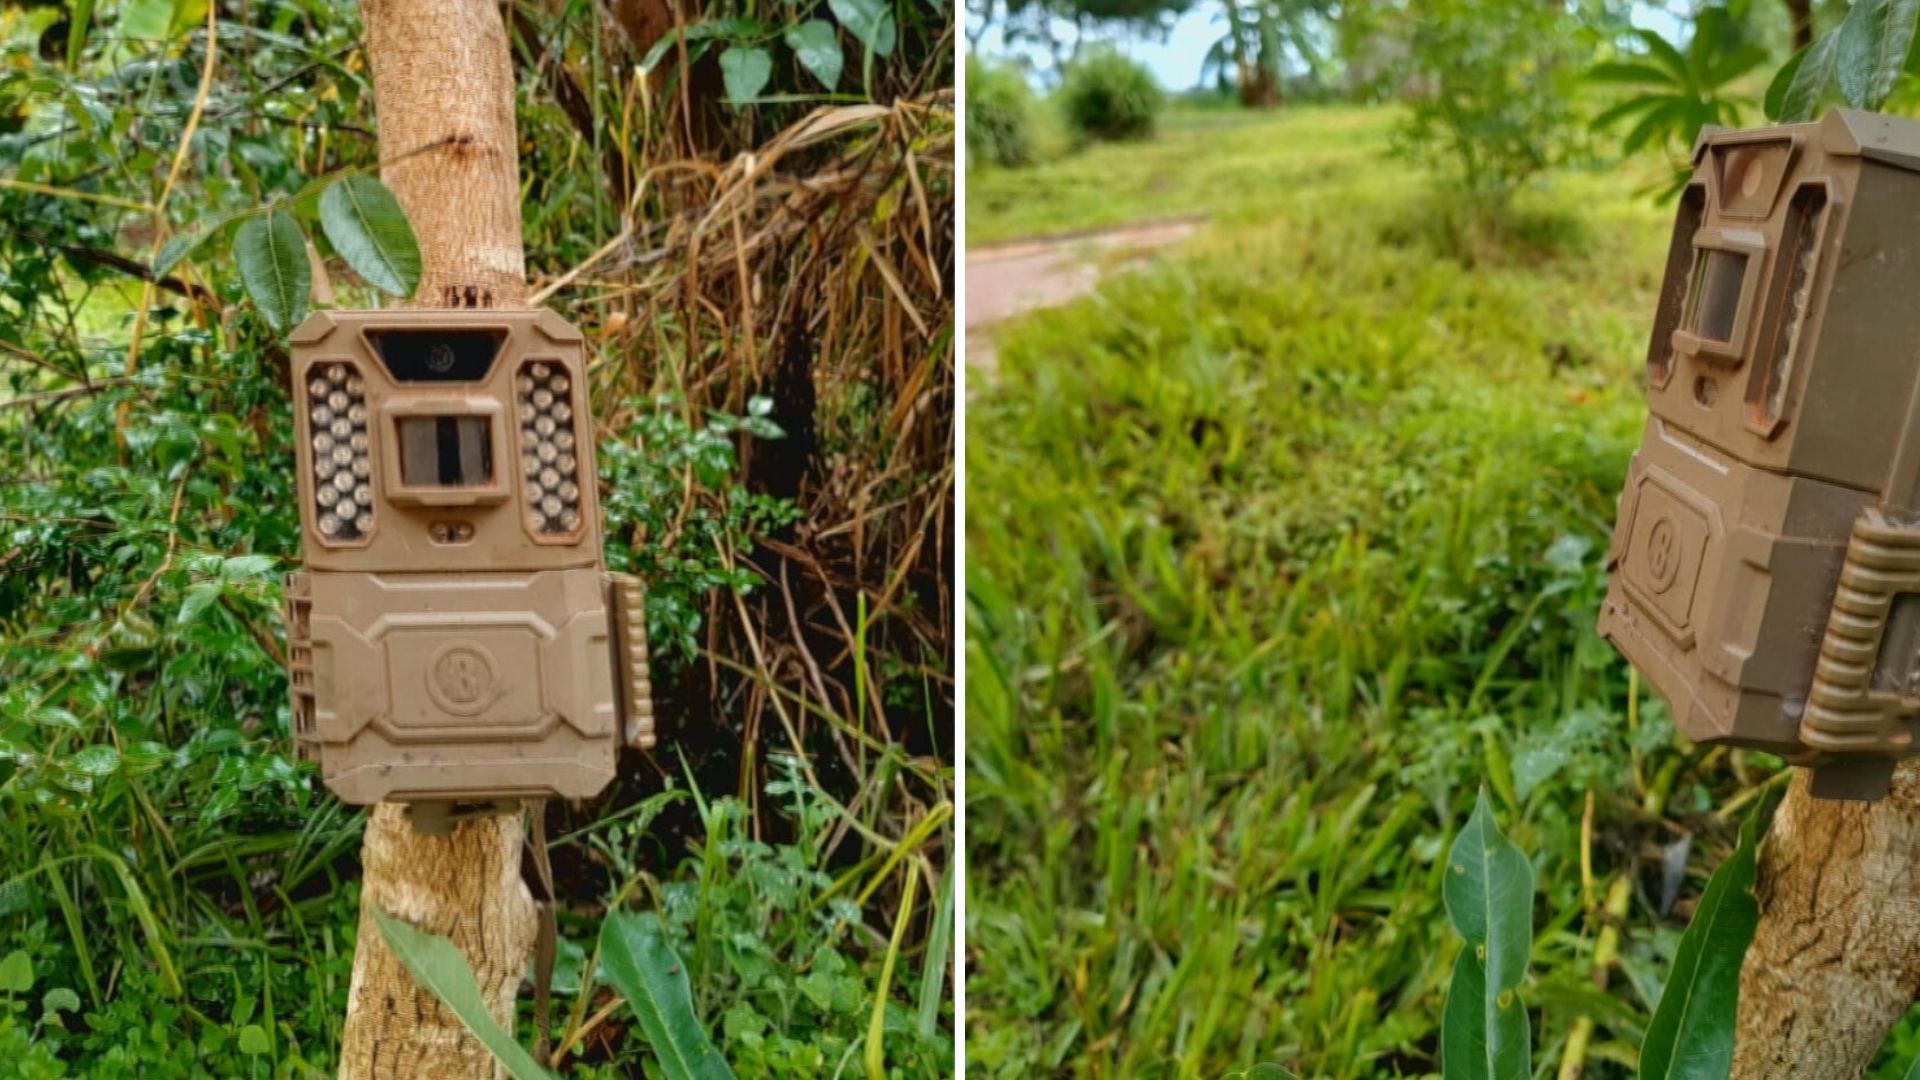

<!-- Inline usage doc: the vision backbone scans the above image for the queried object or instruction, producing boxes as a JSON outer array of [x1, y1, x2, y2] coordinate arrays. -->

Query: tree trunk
[[1732, 760, 1920, 1078], [1784, 0, 1814, 52], [337, 2, 536, 1077]]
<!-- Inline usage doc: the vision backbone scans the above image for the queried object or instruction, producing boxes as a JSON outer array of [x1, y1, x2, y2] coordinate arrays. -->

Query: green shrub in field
[[966, 54, 1038, 168], [1057, 47, 1164, 144], [1394, 0, 1584, 211]]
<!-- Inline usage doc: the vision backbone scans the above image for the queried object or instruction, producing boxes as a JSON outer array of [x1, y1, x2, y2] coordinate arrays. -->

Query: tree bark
[[1732, 760, 1920, 1078], [1784, 0, 1814, 52], [337, 2, 536, 1077]]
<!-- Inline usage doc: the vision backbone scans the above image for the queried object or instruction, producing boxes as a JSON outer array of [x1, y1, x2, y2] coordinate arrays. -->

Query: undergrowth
[[0, 1, 953, 1076]]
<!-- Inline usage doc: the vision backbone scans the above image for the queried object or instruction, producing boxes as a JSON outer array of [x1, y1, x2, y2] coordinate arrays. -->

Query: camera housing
[[1600, 110, 1920, 800], [284, 308, 653, 804]]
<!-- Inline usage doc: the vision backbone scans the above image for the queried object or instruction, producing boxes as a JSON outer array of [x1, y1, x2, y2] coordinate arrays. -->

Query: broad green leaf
[[318, 175, 421, 298], [1838, 0, 1889, 107], [1638, 794, 1775, 1080], [233, 209, 310, 334], [1443, 950, 1529, 1080], [1781, 30, 1840, 122], [238, 1025, 270, 1055], [785, 20, 844, 90], [120, 0, 203, 41], [67, 746, 119, 777], [1766, 44, 1811, 120], [151, 230, 207, 278], [41, 987, 79, 1014], [0, 950, 30, 994], [1441, 789, 1533, 1080], [372, 909, 556, 1080], [177, 580, 221, 625], [1905, 1055, 1920, 1080], [719, 47, 773, 105], [1837, 0, 1920, 109], [830, 0, 896, 57], [598, 910, 735, 1080], [119, 0, 171, 40]]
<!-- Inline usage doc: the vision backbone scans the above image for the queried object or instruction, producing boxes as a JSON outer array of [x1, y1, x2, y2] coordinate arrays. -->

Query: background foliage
[[0, 0, 952, 1076]]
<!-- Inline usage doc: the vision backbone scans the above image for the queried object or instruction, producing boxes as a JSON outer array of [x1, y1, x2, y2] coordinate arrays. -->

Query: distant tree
[[1203, 0, 1335, 107]]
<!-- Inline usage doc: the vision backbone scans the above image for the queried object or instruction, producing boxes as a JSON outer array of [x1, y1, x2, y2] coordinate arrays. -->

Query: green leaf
[[67, 745, 119, 777], [915, 867, 953, 1037], [785, 20, 844, 91], [598, 910, 735, 1080], [1839, 0, 1887, 107], [238, 1024, 270, 1055], [1837, 0, 1920, 109], [1905, 1055, 1920, 1080], [1587, 61, 1678, 87], [0, 950, 31, 994], [638, 19, 764, 73], [151, 230, 208, 278], [234, 209, 310, 333], [1638, 793, 1775, 1080], [1781, 30, 1840, 122], [719, 47, 773, 105], [1443, 950, 1530, 1080], [1765, 44, 1811, 120], [177, 580, 221, 626], [317, 175, 421, 298], [829, 0, 895, 57], [67, 0, 94, 68], [1440, 789, 1533, 1080], [119, 0, 171, 40], [372, 909, 557, 1080], [41, 987, 79, 1014]]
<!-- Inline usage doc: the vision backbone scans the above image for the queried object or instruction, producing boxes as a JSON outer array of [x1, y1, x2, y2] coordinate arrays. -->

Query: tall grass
[[963, 104, 1883, 1077]]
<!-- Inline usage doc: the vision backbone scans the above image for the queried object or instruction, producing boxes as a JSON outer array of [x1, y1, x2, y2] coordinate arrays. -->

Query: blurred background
[[961, 0, 1914, 1076]]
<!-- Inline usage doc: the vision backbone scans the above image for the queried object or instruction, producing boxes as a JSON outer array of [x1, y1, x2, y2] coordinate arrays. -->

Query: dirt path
[[966, 217, 1203, 378]]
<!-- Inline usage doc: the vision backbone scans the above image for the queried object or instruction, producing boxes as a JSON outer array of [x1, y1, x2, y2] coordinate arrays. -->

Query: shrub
[[967, 54, 1038, 168], [1058, 47, 1163, 143], [1393, 0, 1584, 212]]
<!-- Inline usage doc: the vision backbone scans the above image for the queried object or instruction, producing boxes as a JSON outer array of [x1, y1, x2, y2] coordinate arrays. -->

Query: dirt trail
[[966, 217, 1203, 377]]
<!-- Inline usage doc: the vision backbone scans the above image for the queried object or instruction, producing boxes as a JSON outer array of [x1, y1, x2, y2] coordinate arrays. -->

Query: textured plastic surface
[[1600, 110, 1920, 799], [285, 309, 653, 804]]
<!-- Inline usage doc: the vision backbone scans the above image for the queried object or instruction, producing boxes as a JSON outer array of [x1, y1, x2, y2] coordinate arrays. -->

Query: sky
[[969, 3, 1689, 92]]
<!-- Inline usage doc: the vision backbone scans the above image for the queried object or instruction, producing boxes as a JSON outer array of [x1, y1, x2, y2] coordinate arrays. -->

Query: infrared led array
[[308, 363, 373, 541], [517, 360, 582, 535]]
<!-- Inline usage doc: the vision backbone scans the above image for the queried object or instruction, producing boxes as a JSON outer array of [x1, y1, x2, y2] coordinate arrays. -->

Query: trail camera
[[1599, 109, 1920, 800], [282, 309, 654, 807]]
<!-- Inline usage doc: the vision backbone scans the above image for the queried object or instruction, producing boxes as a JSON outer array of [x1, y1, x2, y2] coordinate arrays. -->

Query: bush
[[967, 54, 1038, 168], [1393, 0, 1584, 212], [1058, 48, 1163, 143]]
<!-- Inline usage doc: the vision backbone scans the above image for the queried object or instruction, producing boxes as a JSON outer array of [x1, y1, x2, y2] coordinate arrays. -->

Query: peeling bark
[[337, 1, 535, 1076], [1733, 760, 1920, 1078]]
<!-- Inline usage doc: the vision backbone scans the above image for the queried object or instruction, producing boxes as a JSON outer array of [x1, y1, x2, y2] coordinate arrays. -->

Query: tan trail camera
[[1600, 110, 1920, 800], [283, 309, 653, 807]]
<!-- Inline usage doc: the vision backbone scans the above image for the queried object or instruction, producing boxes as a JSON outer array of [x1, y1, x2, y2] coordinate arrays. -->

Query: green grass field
[[964, 104, 1920, 1078]]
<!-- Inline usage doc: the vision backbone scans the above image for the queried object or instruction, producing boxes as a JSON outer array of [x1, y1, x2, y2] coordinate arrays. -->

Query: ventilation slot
[[1747, 183, 1828, 434], [284, 573, 317, 760], [307, 362, 374, 542], [1648, 183, 1706, 387], [516, 360, 584, 537]]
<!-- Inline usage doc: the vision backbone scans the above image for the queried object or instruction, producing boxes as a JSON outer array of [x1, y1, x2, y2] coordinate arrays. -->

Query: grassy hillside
[[964, 104, 1920, 1077]]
